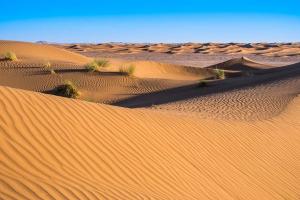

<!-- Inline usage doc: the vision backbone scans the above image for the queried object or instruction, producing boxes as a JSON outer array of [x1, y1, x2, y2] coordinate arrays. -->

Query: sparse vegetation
[[43, 61, 56, 74], [4, 52, 18, 61], [50, 69, 56, 74], [197, 80, 209, 87], [119, 65, 136, 76], [213, 69, 225, 80], [54, 80, 80, 98], [85, 59, 109, 72]]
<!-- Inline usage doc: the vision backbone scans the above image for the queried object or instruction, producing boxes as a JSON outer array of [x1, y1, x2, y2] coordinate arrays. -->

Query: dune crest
[[0, 40, 90, 64], [205, 56, 273, 71]]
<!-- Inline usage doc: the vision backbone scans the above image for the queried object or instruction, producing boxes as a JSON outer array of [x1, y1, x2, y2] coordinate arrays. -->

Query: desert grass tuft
[[43, 61, 56, 74], [213, 69, 225, 80], [4, 52, 18, 61], [85, 59, 109, 72], [50, 69, 56, 74], [119, 65, 136, 76], [54, 80, 80, 98]]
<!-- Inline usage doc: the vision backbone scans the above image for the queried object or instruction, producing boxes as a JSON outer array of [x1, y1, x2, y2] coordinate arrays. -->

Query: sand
[[56, 42, 300, 67], [0, 41, 214, 103], [57, 42, 300, 57], [0, 40, 299, 199]]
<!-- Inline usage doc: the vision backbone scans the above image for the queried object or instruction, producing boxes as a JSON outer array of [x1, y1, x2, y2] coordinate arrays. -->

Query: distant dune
[[57, 42, 300, 57], [205, 56, 273, 71], [0, 40, 299, 199]]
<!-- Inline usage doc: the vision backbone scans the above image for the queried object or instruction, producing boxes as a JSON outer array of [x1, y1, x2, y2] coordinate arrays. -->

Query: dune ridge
[[0, 40, 90, 64], [205, 56, 273, 71], [0, 85, 299, 199], [115, 60, 300, 120]]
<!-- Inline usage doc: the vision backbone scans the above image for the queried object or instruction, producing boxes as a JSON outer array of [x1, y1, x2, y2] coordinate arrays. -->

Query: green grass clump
[[119, 65, 136, 76], [54, 80, 80, 98], [213, 69, 225, 80], [4, 52, 18, 61], [43, 61, 56, 74], [85, 59, 109, 72]]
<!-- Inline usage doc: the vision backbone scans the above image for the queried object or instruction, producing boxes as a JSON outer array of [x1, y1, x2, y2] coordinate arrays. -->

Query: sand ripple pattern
[[0, 86, 299, 199], [153, 77, 300, 120]]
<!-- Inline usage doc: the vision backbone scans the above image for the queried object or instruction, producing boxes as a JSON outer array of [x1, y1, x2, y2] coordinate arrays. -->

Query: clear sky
[[0, 0, 300, 43]]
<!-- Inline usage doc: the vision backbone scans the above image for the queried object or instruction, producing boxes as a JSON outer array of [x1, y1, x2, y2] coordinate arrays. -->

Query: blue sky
[[0, 0, 300, 43]]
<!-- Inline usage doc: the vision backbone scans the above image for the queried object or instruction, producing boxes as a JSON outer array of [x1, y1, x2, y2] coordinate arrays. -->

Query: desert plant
[[43, 61, 56, 74], [95, 59, 109, 68], [85, 61, 98, 72], [44, 61, 51, 69], [119, 65, 136, 76], [4, 52, 17, 61], [213, 69, 225, 80], [85, 59, 109, 72], [50, 69, 56, 74], [54, 80, 80, 98]]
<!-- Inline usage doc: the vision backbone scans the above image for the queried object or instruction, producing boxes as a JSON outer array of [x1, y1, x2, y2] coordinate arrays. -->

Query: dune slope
[[0, 86, 299, 200], [205, 56, 273, 71], [116, 61, 300, 120], [0, 41, 214, 104], [0, 40, 90, 64]]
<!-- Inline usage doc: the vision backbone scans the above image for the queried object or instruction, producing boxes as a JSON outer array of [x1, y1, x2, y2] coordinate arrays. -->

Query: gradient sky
[[0, 0, 300, 43]]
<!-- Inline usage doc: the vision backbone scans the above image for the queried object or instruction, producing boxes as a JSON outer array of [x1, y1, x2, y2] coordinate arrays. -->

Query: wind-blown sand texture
[[0, 40, 299, 199]]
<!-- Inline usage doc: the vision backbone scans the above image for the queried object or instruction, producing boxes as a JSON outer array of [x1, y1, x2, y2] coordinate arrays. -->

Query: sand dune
[[0, 40, 299, 199], [0, 85, 299, 199], [110, 60, 212, 80], [58, 42, 300, 57], [115, 61, 300, 120], [205, 56, 273, 71], [0, 41, 213, 103], [0, 40, 90, 64]]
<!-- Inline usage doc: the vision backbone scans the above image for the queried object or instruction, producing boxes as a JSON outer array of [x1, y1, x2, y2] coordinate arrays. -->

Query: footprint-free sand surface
[[0, 40, 299, 199]]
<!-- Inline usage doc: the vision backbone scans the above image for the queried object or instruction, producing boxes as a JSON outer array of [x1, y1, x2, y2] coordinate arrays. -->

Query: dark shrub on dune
[[53, 81, 80, 98]]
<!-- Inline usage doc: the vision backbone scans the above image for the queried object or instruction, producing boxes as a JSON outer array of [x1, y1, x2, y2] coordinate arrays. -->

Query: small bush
[[95, 59, 109, 68], [85, 61, 99, 72], [119, 65, 136, 76], [85, 59, 109, 72], [213, 69, 225, 80], [43, 61, 56, 74], [4, 52, 17, 61], [54, 80, 80, 98], [197, 80, 209, 87], [44, 61, 51, 69], [50, 69, 56, 74]]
